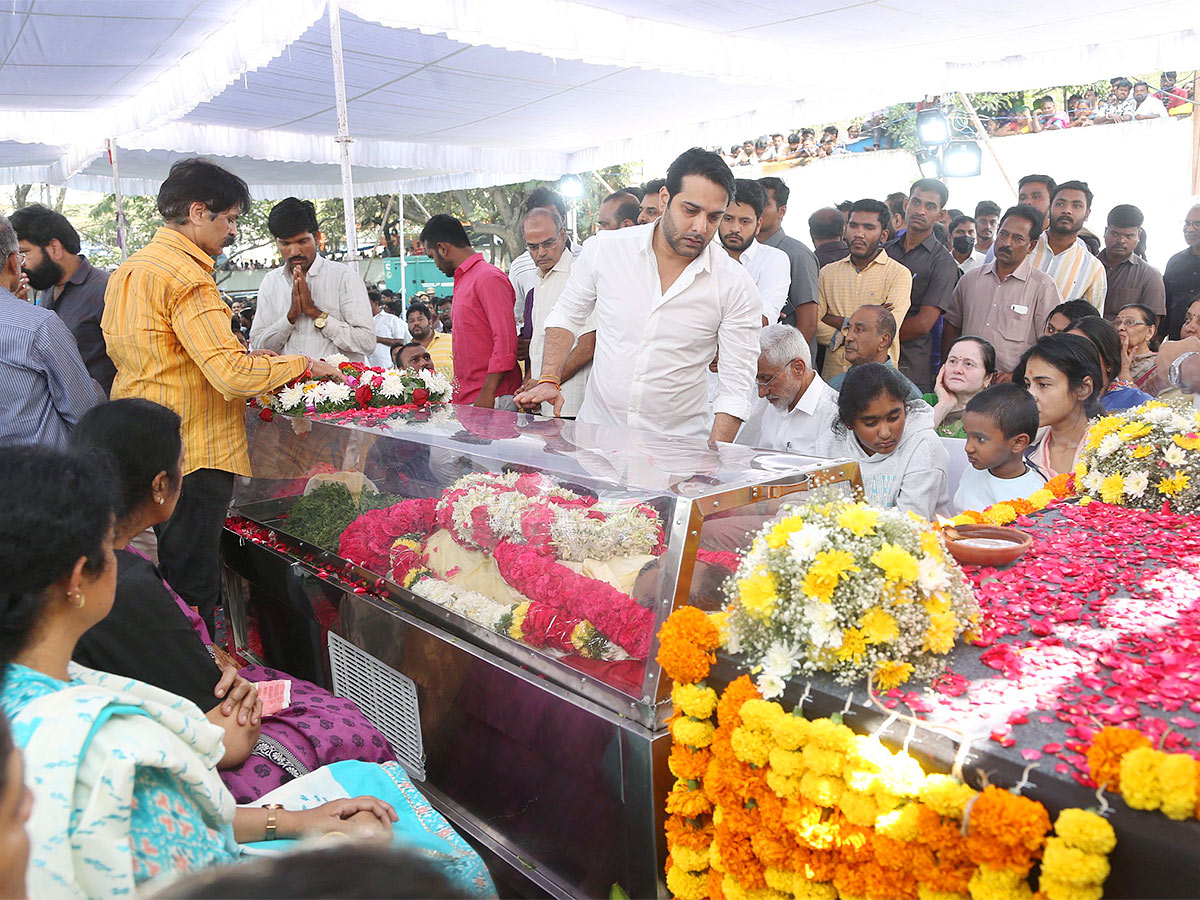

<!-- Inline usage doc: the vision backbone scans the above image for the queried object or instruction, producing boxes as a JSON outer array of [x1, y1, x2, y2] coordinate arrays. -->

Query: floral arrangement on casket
[[724, 500, 979, 697], [1073, 398, 1200, 513], [268, 355, 453, 417]]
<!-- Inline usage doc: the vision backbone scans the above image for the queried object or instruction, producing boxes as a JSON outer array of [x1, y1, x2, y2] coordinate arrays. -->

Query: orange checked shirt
[[102, 227, 308, 477]]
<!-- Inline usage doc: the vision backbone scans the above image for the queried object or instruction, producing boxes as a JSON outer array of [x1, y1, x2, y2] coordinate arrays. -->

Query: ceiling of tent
[[0, 0, 1196, 196]]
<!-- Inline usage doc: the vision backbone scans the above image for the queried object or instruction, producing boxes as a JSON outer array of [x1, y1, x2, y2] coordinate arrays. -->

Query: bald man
[[596, 191, 641, 231]]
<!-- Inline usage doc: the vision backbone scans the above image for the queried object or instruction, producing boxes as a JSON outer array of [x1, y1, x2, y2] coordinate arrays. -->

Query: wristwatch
[[313, 312, 329, 329], [263, 803, 284, 840], [1169, 351, 1200, 388]]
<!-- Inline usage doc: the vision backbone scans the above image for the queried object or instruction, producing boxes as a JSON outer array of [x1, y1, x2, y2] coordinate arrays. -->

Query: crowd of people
[[3, 136, 1200, 896]]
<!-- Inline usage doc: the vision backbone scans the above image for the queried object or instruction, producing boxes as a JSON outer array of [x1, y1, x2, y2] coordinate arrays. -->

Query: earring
[[156, 496, 165, 505], [68, 589, 86, 609]]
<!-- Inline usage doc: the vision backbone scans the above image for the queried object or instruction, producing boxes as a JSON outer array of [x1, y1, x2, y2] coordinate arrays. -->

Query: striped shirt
[[0, 286, 97, 447], [1028, 235, 1107, 310], [815, 250, 913, 379], [102, 228, 308, 477]]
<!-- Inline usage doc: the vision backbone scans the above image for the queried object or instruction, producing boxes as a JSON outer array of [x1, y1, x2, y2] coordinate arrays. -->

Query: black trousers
[[155, 468, 236, 635]]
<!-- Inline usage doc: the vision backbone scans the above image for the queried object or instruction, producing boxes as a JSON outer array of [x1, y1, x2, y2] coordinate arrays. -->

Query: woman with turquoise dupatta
[[0, 446, 494, 899]]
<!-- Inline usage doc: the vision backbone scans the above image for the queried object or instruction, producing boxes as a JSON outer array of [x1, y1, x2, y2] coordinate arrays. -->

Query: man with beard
[[1028, 180, 1108, 311], [735, 323, 838, 453], [393, 341, 436, 373], [405, 300, 453, 377], [719, 178, 791, 324], [515, 147, 761, 441], [11, 204, 116, 394], [420, 214, 521, 408], [637, 179, 666, 224], [943, 204, 1061, 378], [250, 198, 375, 361], [103, 159, 340, 631], [1098, 204, 1165, 322], [974, 201, 1000, 256], [815, 199, 912, 381]]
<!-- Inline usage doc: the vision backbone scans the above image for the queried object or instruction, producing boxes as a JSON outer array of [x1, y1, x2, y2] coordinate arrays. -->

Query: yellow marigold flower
[[709, 836, 724, 870], [1118, 746, 1162, 810], [919, 774, 977, 819], [873, 659, 915, 690], [1053, 808, 1116, 855], [1157, 752, 1199, 820], [982, 502, 1018, 525], [765, 769, 803, 799], [840, 789, 881, 827], [1158, 470, 1191, 497], [836, 627, 867, 662], [766, 513, 806, 548], [1040, 877, 1103, 900], [799, 771, 844, 807], [802, 548, 860, 601], [1173, 433, 1200, 451], [1099, 473, 1125, 504], [1041, 837, 1111, 886], [730, 725, 772, 766], [807, 717, 856, 752], [1119, 422, 1152, 441], [768, 746, 805, 777], [671, 717, 715, 749], [666, 864, 708, 900], [708, 610, 730, 646], [858, 607, 899, 644], [922, 611, 958, 654], [672, 683, 718, 719], [1027, 488, 1056, 509], [508, 602, 530, 640], [917, 888, 972, 900], [876, 752, 924, 798], [1074, 460, 1088, 482], [870, 542, 920, 582], [739, 699, 785, 732], [771, 713, 810, 750], [876, 802, 922, 841], [802, 744, 845, 777], [950, 514, 975, 527], [737, 571, 779, 619], [764, 868, 795, 895], [670, 843, 710, 873], [836, 503, 880, 536], [1132, 444, 1155, 459], [968, 864, 1031, 899]]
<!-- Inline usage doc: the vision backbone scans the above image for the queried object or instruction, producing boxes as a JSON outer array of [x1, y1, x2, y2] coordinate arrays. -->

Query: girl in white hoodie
[[816, 363, 950, 519]]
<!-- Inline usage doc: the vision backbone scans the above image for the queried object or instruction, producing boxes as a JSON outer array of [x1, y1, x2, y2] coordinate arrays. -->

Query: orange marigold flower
[[965, 786, 1051, 875], [716, 826, 766, 888], [707, 867, 725, 900], [1008, 498, 1035, 515], [1047, 472, 1074, 498], [666, 814, 714, 852], [657, 607, 722, 684], [1086, 725, 1151, 793], [717, 675, 762, 728], [669, 744, 712, 781]]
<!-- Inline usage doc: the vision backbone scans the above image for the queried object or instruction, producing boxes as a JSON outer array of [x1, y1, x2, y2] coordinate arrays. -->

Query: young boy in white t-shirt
[[953, 383, 1047, 513]]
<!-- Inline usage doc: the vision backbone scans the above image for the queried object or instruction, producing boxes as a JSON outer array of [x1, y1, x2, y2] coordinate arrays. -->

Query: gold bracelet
[[263, 803, 284, 840]]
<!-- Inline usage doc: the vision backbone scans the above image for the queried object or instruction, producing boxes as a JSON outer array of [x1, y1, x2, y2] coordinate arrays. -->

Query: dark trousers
[[156, 468, 236, 635]]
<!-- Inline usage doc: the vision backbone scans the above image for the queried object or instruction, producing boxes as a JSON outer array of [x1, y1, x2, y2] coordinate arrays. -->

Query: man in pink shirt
[[421, 214, 521, 407]]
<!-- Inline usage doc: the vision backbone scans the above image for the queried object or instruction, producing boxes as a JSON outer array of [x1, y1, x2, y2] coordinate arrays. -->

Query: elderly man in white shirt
[[516, 148, 762, 442], [719, 178, 791, 323], [736, 324, 839, 454], [250, 198, 376, 361]]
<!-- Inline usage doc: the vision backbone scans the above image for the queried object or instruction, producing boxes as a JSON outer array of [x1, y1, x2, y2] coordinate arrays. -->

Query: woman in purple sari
[[72, 399, 395, 802]]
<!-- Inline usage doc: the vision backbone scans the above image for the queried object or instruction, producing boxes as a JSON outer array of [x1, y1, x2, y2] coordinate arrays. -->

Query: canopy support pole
[[327, 0, 359, 273], [1191, 76, 1199, 195], [398, 191, 406, 302], [956, 91, 1017, 200], [106, 138, 128, 262]]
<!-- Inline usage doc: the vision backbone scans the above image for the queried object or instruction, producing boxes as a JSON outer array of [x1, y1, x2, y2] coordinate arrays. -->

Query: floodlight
[[915, 149, 941, 180], [559, 175, 585, 200], [916, 108, 950, 147], [941, 141, 982, 178]]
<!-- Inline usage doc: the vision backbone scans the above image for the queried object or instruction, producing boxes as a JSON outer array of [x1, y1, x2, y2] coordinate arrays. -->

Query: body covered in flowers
[[268, 354, 454, 416]]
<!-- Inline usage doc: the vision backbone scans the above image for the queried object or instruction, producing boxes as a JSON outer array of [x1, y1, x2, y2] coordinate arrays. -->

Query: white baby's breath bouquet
[[723, 500, 978, 697], [1075, 399, 1200, 512]]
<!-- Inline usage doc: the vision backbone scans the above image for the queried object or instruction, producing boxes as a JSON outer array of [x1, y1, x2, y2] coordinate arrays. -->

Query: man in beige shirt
[[815, 198, 912, 380], [943, 204, 1062, 377]]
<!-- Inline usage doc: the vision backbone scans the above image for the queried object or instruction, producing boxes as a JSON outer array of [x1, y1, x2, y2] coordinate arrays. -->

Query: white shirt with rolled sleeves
[[250, 253, 376, 361], [543, 221, 763, 439], [367, 310, 410, 368], [734, 239, 792, 322]]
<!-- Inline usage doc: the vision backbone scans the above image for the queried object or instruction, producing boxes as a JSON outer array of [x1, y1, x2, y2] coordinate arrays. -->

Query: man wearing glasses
[[1165, 205, 1200, 339], [735, 323, 838, 453], [517, 207, 595, 418], [1098, 205, 1165, 327]]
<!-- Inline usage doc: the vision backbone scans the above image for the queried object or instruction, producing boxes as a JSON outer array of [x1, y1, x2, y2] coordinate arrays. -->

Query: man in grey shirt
[[11, 204, 115, 394], [758, 177, 820, 342]]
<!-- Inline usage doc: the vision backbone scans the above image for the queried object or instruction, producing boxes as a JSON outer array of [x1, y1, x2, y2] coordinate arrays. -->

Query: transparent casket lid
[[231, 405, 857, 711]]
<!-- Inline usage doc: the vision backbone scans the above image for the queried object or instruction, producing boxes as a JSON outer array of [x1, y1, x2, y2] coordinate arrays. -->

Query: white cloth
[[529, 252, 595, 417], [250, 254, 376, 361], [368, 309, 410, 368], [1134, 93, 1168, 119], [735, 373, 839, 454], [952, 461, 1047, 514], [735, 239, 791, 322], [544, 220, 762, 438], [956, 250, 986, 274]]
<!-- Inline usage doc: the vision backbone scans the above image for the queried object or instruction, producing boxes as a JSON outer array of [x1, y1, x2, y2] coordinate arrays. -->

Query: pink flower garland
[[493, 539, 654, 658], [338, 498, 437, 572]]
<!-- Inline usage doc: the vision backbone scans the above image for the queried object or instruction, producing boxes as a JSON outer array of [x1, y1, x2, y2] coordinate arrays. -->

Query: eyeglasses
[[1113, 317, 1152, 328], [1185, 220, 1200, 231], [525, 236, 563, 253], [756, 359, 799, 387], [16, 251, 25, 265]]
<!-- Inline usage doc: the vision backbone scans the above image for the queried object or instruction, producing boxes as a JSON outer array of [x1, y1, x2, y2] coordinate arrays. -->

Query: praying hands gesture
[[287, 264, 324, 323]]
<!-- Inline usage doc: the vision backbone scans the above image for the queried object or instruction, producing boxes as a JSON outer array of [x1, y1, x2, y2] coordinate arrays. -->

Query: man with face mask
[[250, 198, 376, 361], [735, 324, 838, 453], [949, 215, 985, 273], [10, 204, 116, 394]]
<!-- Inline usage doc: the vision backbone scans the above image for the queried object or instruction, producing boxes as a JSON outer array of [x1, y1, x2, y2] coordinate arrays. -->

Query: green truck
[[383, 255, 454, 299]]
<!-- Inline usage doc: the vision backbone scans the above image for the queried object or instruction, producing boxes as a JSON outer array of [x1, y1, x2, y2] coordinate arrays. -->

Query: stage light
[[941, 141, 982, 178], [916, 108, 950, 147], [915, 149, 941, 179], [559, 175, 585, 200]]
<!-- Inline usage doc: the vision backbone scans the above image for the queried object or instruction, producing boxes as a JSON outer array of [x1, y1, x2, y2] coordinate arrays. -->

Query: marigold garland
[[948, 473, 1074, 527], [1085, 725, 1200, 822]]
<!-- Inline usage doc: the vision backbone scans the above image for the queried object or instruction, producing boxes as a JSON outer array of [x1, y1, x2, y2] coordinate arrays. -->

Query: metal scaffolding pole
[[328, 0, 359, 272], [106, 138, 128, 262]]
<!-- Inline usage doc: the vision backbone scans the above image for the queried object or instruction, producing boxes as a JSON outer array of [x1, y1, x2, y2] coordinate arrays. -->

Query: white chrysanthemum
[[1097, 434, 1122, 457], [313, 382, 352, 405], [278, 384, 306, 410], [806, 601, 841, 648], [1126, 471, 1150, 498], [757, 672, 785, 700], [324, 353, 349, 367], [760, 641, 803, 679], [917, 555, 951, 593], [787, 523, 828, 562], [377, 372, 406, 399], [1164, 444, 1187, 467], [1169, 414, 1192, 432], [1083, 470, 1104, 492], [419, 368, 454, 399], [1143, 406, 1174, 424]]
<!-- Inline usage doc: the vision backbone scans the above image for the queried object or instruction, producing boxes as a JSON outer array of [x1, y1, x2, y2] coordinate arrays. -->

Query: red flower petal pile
[[338, 498, 438, 572]]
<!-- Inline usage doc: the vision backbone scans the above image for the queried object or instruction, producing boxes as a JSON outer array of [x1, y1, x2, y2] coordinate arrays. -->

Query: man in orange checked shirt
[[103, 159, 343, 631]]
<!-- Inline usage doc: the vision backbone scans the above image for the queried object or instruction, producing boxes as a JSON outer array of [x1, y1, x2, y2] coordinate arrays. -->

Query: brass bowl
[[943, 524, 1033, 566]]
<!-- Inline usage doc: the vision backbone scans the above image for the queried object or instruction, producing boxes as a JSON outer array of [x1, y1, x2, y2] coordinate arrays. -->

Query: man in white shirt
[[250, 198, 375, 361], [1132, 81, 1169, 120], [736, 324, 838, 454], [516, 147, 762, 442], [719, 178, 791, 323], [519, 208, 595, 417], [509, 187, 578, 326], [949, 214, 986, 273], [367, 290, 409, 368]]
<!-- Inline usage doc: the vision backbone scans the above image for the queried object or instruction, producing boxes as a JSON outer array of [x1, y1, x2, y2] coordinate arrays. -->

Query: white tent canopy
[[0, 0, 1197, 196]]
